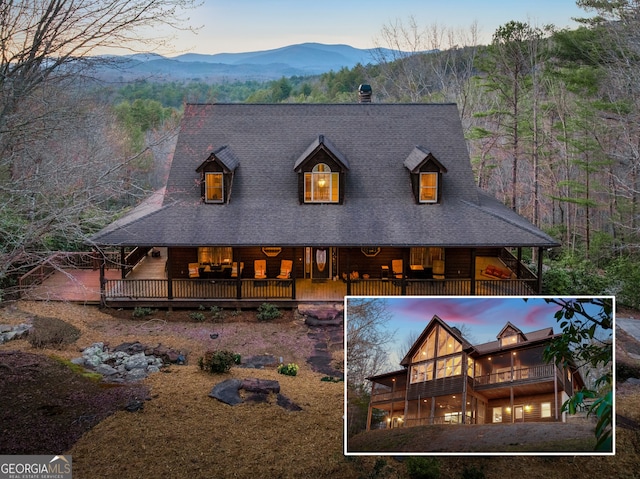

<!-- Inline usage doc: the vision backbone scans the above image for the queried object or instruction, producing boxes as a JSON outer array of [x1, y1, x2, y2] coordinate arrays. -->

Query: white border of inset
[[343, 295, 616, 457]]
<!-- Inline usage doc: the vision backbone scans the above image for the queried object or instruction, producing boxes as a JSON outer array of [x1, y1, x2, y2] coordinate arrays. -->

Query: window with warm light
[[541, 402, 551, 418], [204, 172, 224, 203], [304, 163, 339, 203], [419, 172, 438, 203], [493, 407, 502, 423], [501, 335, 518, 347]]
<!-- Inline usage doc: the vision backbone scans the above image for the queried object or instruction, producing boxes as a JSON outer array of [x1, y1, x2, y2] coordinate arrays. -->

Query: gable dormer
[[294, 135, 349, 204], [404, 146, 447, 204], [196, 145, 239, 204], [497, 322, 527, 347]]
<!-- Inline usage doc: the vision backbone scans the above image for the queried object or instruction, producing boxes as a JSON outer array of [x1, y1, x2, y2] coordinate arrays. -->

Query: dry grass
[[2, 302, 640, 479]]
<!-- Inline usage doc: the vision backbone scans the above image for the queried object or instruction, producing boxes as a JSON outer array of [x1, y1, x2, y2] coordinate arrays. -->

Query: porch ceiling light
[[318, 177, 326, 188]]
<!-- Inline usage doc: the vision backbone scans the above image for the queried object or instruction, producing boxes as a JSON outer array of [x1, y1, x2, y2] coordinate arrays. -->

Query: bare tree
[[372, 16, 480, 109], [346, 297, 396, 390], [0, 0, 197, 298]]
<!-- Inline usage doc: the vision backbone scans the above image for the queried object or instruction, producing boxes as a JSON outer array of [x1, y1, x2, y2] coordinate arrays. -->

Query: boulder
[[94, 364, 119, 376], [124, 353, 149, 371], [209, 379, 243, 406], [241, 378, 280, 394], [276, 394, 303, 412], [114, 341, 146, 355], [238, 354, 278, 369]]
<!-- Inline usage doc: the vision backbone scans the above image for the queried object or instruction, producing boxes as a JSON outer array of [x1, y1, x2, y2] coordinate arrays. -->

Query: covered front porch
[[19, 244, 544, 306]]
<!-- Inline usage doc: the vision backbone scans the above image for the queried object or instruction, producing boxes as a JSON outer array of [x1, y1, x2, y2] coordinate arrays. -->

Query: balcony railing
[[370, 390, 406, 403], [473, 364, 555, 387], [104, 278, 295, 301]]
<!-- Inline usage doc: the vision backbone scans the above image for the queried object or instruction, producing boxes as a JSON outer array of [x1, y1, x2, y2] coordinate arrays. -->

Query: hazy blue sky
[[167, 0, 585, 54], [347, 296, 611, 370]]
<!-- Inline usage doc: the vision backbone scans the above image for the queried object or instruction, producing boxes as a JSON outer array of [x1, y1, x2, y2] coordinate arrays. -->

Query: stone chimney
[[358, 84, 372, 103]]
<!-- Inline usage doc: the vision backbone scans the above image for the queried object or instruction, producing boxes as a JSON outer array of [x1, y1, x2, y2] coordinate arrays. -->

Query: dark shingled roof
[[90, 103, 560, 247]]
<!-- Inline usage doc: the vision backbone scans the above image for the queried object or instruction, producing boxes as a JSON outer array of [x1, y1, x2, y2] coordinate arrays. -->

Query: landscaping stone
[[238, 354, 278, 369], [276, 393, 303, 412], [298, 303, 344, 326], [209, 378, 302, 411], [73, 341, 186, 383], [209, 379, 243, 406], [241, 378, 280, 394], [0, 323, 32, 345]]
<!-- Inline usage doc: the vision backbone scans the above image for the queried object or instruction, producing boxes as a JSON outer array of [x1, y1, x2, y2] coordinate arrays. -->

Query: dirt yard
[[1, 301, 640, 479]]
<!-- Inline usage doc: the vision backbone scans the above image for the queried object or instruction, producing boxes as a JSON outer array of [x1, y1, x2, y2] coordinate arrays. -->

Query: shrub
[[132, 307, 154, 318], [210, 306, 224, 322], [189, 311, 206, 322], [28, 316, 80, 349], [198, 350, 237, 374], [277, 363, 299, 376], [405, 456, 441, 479], [257, 303, 281, 321]]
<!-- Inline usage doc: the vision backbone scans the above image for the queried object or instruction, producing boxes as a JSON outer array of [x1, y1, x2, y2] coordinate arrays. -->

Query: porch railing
[[473, 364, 555, 387], [347, 278, 537, 296], [19, 251, 120, 290], [370, 390, 406, 404], [104, 278, 295, 300]]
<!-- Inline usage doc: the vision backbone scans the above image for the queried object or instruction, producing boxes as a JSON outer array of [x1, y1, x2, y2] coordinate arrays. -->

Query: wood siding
[[407, 376, 465, 400], [338, 247, 406, 279], [486, 392, 559, 423]]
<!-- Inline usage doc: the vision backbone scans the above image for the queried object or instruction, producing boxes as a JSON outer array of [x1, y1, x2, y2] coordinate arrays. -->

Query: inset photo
[[345, 296, 614, 455]]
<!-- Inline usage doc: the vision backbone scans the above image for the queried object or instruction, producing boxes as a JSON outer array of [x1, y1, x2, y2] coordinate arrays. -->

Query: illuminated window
[[204, 172, 223, 203], [437, 326, 462, 356], [501, 335, 518, 346], [419, 172, 438, 202], [412, 329, 437, 362], [304, 163, 339, 203], [493, 407, 502, 423], [541, 402, 551, 418], [435, 354, 462, 379], [198, 247, 232, 265]]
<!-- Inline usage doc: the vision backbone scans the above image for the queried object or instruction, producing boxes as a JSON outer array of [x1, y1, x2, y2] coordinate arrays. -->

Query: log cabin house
[[89, 101, 560, 307], [365, 315, 585, 429]]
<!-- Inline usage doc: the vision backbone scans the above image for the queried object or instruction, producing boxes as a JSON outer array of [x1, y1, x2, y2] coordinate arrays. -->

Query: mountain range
[[96, 43, 395, 82]]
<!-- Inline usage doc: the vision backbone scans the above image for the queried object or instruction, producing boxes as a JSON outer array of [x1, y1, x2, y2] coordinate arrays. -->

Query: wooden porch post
[[554, 366, 559, 421], [461, 353, 468, 424], [166, 248, 173, 300], [291, 248, 297, 300], [430, 396, 435, 424], [470, 249, 477, 296], [99, 256, 106, 308], [401, 249, 408, 295], [537, 247, 544, 294], [366, 401, 373, 431], [236, 251, 242, 300], [120, 247, 126, 279]]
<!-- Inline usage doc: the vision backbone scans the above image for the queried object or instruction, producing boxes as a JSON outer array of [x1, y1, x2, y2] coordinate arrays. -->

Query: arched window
[[304, 163, 339, 203]]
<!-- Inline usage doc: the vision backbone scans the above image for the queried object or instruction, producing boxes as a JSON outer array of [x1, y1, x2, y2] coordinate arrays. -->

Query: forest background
[[1, 0, 639, 310]]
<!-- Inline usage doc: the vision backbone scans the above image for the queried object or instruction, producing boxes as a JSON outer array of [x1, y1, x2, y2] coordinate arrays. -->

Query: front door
[[514, 405, 524, 423], [311, 247, 331, 281]]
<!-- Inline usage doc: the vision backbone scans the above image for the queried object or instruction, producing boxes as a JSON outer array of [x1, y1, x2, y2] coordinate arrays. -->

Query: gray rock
[[95, 364, 119, 376], [70, 357, 85, 366], [126, 368, 148, 381], [209, 379, 243, 406], [147, 365, 161, 374], [625, 377, 640, 385], [0, 324, 13, 333], [124, 353, 149, 371]]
